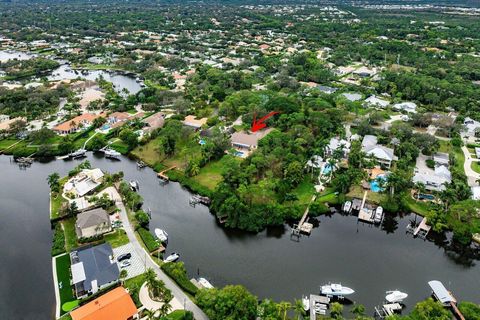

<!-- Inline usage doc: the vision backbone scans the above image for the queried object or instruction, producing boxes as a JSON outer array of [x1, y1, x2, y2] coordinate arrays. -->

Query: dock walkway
[[293, 195, 316, 236], [157, 165, 177, 181]]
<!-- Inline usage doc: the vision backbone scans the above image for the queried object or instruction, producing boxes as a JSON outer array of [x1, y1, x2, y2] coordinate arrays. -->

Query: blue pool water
[[370, 174, 387, 192], [322, 163, 333, 175], [199, 139, 206, 145], [101, 124, 111, 131], [418, 193, 435, 200], [234, 151, 244, 157]]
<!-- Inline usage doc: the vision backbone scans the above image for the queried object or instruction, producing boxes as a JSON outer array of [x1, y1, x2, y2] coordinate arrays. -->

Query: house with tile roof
[[70, 286, 138, 320]]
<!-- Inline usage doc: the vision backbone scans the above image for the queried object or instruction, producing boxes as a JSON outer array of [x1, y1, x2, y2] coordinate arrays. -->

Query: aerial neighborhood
[[0, 1, 480, 320]]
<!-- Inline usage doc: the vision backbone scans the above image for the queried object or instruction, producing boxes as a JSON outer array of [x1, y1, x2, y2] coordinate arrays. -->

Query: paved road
[[111, 188, 209, 320], [461, 146, 480, 187]]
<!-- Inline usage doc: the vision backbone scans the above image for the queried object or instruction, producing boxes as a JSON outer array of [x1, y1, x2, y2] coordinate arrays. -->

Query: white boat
[[198, 278, 214, 289], [302, 296, 310, 311], [374, 206, 384, 223], [320, 283, 355, 297], [164, 252, 179, 263], [343, 201, 352, 213], [385, 290, 408, 303], [129, 180, 139, 191], [70, 149, 86, 159], [155, 228, 168, 242], [104, 148, 121, 159]]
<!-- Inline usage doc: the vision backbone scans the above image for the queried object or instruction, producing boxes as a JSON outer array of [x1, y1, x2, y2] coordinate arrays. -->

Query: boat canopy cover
[[428, 280, 454, 304]]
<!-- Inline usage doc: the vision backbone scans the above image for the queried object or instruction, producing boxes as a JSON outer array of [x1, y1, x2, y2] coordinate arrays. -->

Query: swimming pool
[[370, 174, 387, 192], [101, 124, 111, 131], [418, 193, 435, 200], [199, 139, 206, 145], [322, 163, 333, 175], [234, 151, 244, 157]]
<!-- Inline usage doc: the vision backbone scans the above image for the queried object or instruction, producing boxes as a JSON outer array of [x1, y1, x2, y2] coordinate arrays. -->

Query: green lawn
[[104, 229, 129, 248], [471, 161, 480, 174], [0, 138, 19, 150], [453, 146, 465, 175], [438, 140, 452, 153], [347, 185, 387, 204], [191, 155, 233, 190], [131, 137, 163, 166], [55, 254, 77, 316], [50, 177, 68, 220], [62, 218, 77, 252], [290, 176, 316, 205], [403, 195, 432, 216], [164, 310, 192, 320]]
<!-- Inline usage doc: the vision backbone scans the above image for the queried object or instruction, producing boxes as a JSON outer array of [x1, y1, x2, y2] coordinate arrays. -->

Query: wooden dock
[[413, 217, 431, 238], [357, 191, 375, 223], [293, 195, 316, 236], [157, 165, 176, 181], [309, 294, 330, 320]]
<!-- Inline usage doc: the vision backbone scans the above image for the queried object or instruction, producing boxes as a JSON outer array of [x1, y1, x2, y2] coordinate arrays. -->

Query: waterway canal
[[0, 154, 478, 319]]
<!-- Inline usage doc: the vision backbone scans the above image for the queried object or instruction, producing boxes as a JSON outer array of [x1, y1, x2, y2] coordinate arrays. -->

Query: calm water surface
[[47, 64, 142, 95], [0, 154, 478, 319]]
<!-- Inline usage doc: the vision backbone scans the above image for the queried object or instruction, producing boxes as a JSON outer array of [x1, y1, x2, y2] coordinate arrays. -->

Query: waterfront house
[[412, 153, 451, 192], [462, 117, 480, 141], [183, 115, 208, 130], [53, 113, 105, 135], [75, 207, 111, 239], [70, 243, 120, 298], [70, 286, 138, 320], [361, 135, 397, 168], [142, 112, 165, 133], [64, 168, 104, 198], [0, 114, 9, 123]]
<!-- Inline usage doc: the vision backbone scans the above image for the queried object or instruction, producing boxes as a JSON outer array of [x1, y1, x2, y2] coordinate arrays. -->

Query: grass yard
[[403, 195, 432, 216], [347, 185, 387, 204], [131, 137, 163, 166], [164, 310, 192, 320], [55, 254, 77, 316], [291, 176, 316, 206], [104, 229, 129, 248], [62, 218, 77, 252], [0, 138, 19, 150], [453, 146, 465, 175], [438, 140, 452, 153], [191, 155, 233, 190], [50, 177, 69, 219], [472, 161, 480, 174]]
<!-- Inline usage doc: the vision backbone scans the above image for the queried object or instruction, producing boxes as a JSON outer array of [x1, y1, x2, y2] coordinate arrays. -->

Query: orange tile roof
[[70, 287, 137, 320], [54, 113, 104, 132]]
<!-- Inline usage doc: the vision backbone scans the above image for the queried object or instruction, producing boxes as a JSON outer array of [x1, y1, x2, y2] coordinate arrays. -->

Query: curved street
[[461, 146, 480, 187], [108, 187, 209, 320]]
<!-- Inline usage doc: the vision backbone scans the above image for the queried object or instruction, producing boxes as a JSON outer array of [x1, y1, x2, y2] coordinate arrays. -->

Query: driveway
[[113, 243, 145, 280], [461, 146, 480, 187], [112, 188, 209, 320]]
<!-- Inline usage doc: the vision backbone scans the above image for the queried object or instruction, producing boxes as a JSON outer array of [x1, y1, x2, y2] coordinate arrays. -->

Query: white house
[[364, 95, 390, 108], [393, 102, 417, 113], [361, 135, 397, 168]]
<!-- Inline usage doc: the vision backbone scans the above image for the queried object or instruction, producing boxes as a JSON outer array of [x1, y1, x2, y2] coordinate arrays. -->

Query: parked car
[[117, 253, 131, 262]]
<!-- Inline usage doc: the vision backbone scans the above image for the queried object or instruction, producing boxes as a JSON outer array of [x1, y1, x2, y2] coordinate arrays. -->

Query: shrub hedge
[[161, 262, 199, 296], [137, 227, 160, 252]]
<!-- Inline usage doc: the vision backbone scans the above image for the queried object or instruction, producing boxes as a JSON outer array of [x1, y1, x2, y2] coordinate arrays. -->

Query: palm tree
[[351, 303, 366, 317], [293, 299, 306, 320], [47, 172, 60, 192], [414, 182, 426, 200], [277, 301, 292, 320]]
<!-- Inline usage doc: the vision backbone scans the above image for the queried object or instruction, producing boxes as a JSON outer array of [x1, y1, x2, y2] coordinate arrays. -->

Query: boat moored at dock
[[342, 200, 352, 213], [385, 290, 408, 303], [164, 252, 180, 263], [374, 206, 384, 224], [154, 228, 168, 243], [320, 283, 355, 297]]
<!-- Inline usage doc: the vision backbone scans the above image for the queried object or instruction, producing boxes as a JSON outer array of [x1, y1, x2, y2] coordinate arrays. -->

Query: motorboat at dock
[[385, 290, 408, 303], [154, 228, 168, 243], [374, 206, 384, 224], [320, 283, 355, 297], [164, 252, 179, 263]]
